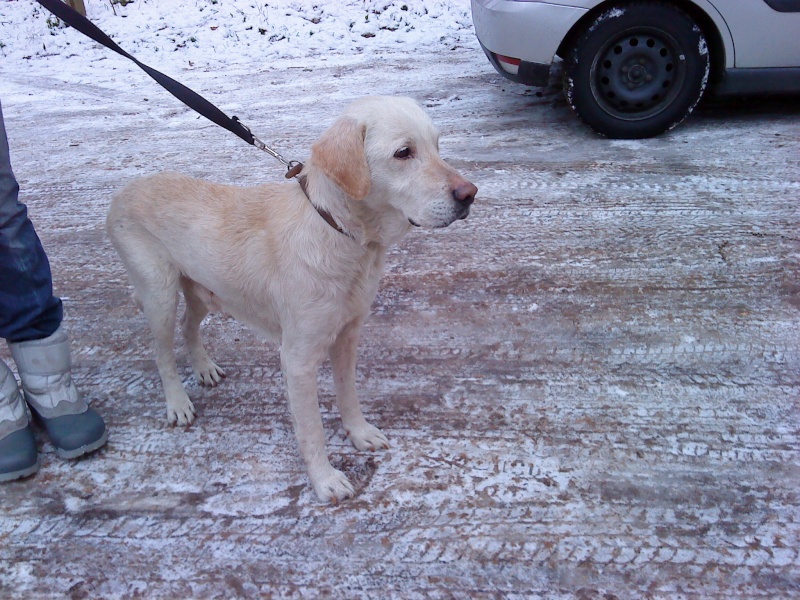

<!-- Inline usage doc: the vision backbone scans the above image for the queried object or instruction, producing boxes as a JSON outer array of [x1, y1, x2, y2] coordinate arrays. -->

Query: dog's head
[[310, 97, 477, 237]]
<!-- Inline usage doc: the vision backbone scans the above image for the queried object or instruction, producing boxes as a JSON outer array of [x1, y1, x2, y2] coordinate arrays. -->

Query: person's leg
[[0, 100, 107, 462], [0, 99, 41, 479], [0, 100, 63, 343]]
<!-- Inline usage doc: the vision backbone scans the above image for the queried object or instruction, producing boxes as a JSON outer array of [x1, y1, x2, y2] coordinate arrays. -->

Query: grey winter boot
[[9, 326, 107, 459], [0, 359, 39, 482]]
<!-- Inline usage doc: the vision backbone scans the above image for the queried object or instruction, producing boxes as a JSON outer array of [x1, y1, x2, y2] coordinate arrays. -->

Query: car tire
[[562, 2, 710, 138]]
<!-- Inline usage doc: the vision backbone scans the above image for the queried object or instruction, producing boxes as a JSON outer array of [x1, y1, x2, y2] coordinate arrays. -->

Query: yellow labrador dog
[[107, 96, 477, 503]]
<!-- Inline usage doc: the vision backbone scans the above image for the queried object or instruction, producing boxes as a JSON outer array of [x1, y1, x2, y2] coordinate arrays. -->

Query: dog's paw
[[346, 422, 390, 452], [311, 468, 355, 504], [166, 392, 196, 426], [194, 359, 226, 387]]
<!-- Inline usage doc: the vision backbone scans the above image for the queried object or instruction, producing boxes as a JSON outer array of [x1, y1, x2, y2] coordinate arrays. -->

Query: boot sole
[[55, 429, 109, 460], [0, 456, 41, 482]]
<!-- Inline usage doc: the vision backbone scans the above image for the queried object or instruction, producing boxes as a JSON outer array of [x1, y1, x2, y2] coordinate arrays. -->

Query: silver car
[[471, 0, 800, 138]]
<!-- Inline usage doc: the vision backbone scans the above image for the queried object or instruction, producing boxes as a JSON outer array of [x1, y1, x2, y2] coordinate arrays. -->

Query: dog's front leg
[[281, 345, 354, 503], [330, 321, 389, 451]]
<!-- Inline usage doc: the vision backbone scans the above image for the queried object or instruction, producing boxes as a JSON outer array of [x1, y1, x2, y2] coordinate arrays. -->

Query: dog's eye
[[394, 147, 412, 160]]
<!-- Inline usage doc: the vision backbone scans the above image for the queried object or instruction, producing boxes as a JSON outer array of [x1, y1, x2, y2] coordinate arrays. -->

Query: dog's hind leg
[[180, 277, 226, 387], [109, 223, 196, 425], [135, 263, 196, 425]]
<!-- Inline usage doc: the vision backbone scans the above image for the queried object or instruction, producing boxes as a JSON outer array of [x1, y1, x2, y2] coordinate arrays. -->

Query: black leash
[[35, 0, 303, 178]]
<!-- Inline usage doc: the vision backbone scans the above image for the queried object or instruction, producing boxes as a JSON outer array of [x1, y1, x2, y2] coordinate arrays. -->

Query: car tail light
[[496, 54, 521, 75]]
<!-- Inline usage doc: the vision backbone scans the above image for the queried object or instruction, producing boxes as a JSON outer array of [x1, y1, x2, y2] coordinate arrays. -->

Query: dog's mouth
[[408, 206, 470, 229]]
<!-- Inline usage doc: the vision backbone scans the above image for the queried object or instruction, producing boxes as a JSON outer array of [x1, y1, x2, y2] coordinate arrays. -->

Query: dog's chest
[[328, 244, 387, 319]]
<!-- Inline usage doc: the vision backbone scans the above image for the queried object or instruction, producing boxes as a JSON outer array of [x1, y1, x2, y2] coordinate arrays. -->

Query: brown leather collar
[[296, 174, 352, 238]]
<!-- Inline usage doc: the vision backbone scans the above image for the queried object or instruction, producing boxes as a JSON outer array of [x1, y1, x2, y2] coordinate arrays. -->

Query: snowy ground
[[1, 1, 799, 598]]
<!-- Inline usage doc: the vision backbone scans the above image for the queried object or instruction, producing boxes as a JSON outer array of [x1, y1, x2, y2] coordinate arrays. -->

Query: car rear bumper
[[471, 0, 589, 86], [478, 41, 553, 87]]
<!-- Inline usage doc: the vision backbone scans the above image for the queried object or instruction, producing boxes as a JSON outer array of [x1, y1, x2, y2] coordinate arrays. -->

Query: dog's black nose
[[452, 181, 477, 207]]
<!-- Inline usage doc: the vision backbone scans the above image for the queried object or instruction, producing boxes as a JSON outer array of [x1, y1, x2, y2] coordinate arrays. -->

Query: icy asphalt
[[0, 2, 799, 598]]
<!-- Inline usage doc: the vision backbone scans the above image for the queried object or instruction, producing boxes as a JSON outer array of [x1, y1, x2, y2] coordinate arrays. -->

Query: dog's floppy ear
[[311, 116, 370, 200]]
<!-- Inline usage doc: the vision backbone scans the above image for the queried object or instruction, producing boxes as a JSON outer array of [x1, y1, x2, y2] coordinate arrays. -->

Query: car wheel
[[563, 2, 710, 138]]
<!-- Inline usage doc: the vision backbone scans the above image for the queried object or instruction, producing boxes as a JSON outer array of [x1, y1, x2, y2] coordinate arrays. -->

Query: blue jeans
[[0, 100, 62, 343]]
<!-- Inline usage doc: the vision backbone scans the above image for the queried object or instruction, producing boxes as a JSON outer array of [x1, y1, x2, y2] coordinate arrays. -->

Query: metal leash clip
[[233, 117, 303, 178]]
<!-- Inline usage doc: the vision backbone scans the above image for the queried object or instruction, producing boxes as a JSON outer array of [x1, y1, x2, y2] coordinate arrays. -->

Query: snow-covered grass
[[1, 0, 475, 74]]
